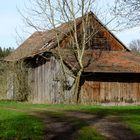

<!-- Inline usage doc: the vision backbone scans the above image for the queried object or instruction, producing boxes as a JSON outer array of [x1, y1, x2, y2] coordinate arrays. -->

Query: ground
[[0, 102, 140, 140]]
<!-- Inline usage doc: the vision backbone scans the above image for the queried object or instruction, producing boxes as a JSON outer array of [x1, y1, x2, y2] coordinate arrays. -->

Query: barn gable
[[5, 12, 128, 62]]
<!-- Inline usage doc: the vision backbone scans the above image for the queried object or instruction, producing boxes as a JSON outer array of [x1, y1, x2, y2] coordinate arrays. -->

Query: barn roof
[[5, 16, 82, 61], [59, 49, 140, 73], [5, 12, 140, 73], [5, 12, 128, 61]]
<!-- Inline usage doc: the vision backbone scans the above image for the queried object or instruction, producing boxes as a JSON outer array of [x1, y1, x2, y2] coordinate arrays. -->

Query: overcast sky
[[0, 0, 140, 49]]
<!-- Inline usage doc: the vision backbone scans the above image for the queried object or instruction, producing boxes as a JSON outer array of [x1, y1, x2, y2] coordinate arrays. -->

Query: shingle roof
[[58, 49, 140, 73], [5, 22, 73, 61]]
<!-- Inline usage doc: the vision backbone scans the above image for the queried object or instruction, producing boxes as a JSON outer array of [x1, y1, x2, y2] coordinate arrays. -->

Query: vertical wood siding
[[28, 57, 75, 103], [81, 81, 140, 104], [28, 57, 60, 103], [28, 58, 140, 104]]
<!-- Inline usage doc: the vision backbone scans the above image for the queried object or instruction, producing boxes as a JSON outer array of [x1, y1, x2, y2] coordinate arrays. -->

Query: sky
[[0, 0, 140, 49], [0, 0, 29, 49]]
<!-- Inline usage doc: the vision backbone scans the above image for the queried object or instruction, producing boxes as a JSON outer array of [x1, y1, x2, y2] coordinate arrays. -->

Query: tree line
[[0, 47, 13, 59]]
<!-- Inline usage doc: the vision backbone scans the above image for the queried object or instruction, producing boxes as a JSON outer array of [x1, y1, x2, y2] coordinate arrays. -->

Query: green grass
[[0, 101, 140, 139], [0, 108, 43, 140], [75, 126, 106, 140]]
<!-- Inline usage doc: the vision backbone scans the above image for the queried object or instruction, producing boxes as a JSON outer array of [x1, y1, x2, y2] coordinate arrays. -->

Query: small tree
[[0, 60, 30, 101], [129, 39, 140, 53], [0, 47, 13, 99]]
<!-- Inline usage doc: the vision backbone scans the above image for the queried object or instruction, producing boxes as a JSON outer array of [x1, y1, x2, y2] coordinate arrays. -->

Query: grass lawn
[[0, 101, 140, 139], [0, 108, 43, 140]]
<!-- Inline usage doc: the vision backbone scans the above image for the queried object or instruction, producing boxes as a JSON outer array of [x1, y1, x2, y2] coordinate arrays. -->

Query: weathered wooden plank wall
[[28, 57, 75, 104], [28, 57, 59, 103], [80, 81, 140, 104], [28, 59, 140, 104], [27, 56, 140, 104]]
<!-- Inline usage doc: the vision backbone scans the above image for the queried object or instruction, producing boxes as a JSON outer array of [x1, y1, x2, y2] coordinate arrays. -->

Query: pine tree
[[0, 47, 13, 59]]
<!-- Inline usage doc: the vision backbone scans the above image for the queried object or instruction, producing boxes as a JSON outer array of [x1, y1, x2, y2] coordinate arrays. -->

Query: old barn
[[6, 12, 140, 104]]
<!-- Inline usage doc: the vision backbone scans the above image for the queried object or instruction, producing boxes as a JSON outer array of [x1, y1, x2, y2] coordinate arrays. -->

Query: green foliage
[[0, 47, 13, 59], [75, 126, 106, 140]]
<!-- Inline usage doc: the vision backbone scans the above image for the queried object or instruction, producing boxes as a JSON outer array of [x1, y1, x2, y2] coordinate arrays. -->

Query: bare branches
[[113, 0, 140, 30], [0, 61, 30, 101], [129, 39, 140, 53]]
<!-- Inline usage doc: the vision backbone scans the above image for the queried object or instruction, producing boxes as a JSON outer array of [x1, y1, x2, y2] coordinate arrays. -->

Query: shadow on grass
[[64, 107, 140, 139], [35, 111, 105, 140], [50, 108, 140, 140]]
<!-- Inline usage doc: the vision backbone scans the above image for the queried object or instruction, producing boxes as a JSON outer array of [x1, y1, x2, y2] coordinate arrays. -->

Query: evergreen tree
[[0, 47, 13, 59]]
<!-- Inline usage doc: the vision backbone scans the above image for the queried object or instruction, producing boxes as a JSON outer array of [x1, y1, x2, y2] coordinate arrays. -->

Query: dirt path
[[3, 107, 140, 140], [64, 110, 140, 140], [29, 109, 140, 140]]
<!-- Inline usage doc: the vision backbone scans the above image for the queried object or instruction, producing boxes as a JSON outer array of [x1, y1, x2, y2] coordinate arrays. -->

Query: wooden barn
[[5, 12, 140, 104]]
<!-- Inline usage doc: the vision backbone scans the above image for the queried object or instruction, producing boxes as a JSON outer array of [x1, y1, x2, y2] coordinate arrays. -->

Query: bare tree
[[20, 0, 114, 103], [113, 0, 140, 30], [129, 39, 140, 53], [0, 60, 30, 101]]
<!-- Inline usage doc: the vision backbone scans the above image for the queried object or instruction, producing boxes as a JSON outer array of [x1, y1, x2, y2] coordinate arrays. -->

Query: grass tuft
[[74, 126, 106, 140]]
